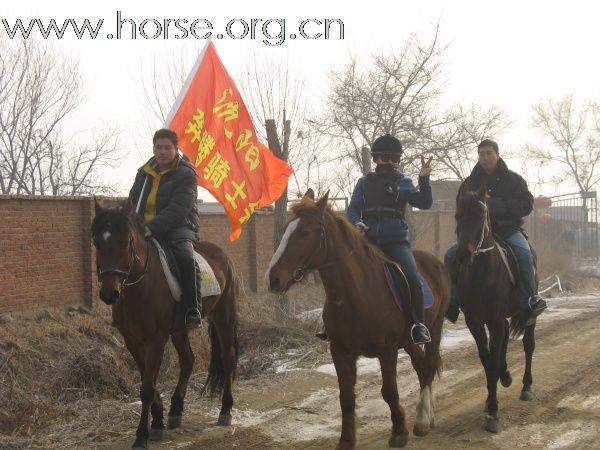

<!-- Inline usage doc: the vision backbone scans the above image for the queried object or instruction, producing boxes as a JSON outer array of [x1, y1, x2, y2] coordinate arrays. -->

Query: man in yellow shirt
[[129, 129, 202, 329]]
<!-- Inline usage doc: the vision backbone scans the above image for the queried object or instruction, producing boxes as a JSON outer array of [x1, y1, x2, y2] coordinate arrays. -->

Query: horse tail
[[509, 315, 527, 339], [435, 261, 453, 377], [429, 295, 446, 379], [203, 259, 239, 398]]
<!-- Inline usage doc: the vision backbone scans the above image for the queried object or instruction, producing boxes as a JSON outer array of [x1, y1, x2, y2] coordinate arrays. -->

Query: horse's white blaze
[[416, 386, 432, 426], [102, 231, 111, 241], [264, 218, 300, 286]]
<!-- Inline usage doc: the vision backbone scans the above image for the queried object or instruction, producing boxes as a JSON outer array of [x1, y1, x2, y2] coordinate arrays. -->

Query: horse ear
[[94, 197, 103, 213], [303, 188, 315, 200], [316, 190, 330, 212]]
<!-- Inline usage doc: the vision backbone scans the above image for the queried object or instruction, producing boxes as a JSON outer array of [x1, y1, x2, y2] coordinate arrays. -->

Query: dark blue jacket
[[348, 167, 432, 245], [461, 158, 533, 237]]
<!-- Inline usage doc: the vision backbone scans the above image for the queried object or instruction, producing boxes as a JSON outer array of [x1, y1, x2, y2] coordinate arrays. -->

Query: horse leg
[[167, 329, 195, 429], [378, 351, 409, 447], [483, 319, 505, 433], [331, 344, 358, 450], [419, 308, 445, 431], [465, 317, 492, 413], [212, 317, 237, 426], [520, 323, 536, 401], [404, 344, 431, 437], [149, 392, 165, 441], [133, 339, 167, 450], [499, 319, 512, 388], [464, 317, 489, 370]]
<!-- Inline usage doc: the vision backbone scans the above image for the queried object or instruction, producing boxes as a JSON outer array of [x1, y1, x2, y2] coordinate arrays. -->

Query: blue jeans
[[379, 242, 425, 323], [444, 231, 535, 310]]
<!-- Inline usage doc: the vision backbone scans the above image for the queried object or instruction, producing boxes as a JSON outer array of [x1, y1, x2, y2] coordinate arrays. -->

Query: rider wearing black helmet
[[348, 134, 433, 344]]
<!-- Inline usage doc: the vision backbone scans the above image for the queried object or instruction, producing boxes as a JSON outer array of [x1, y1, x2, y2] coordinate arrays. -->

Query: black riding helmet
[[371, 134, 402, 163]]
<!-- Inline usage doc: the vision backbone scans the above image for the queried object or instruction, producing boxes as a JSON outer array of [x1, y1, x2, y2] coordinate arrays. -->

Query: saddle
[[383, 262, 434, 312], [151, 238, 221, 301]]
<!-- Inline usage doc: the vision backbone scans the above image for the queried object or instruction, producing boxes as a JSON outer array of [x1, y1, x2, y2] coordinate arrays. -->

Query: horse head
[[265, 189, 330, 293], [91, 198, 144, 305], [455, 184, 492, 265]]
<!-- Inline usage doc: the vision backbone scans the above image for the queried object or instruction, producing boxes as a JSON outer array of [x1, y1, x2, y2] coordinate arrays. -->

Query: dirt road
[[102, 295, 600, 450]]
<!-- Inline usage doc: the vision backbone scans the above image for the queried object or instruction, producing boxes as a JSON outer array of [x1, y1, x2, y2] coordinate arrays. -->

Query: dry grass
[[0, 281, 328, 448]]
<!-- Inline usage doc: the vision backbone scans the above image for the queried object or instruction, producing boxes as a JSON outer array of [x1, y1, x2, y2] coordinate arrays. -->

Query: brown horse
[[266, 190, 450, 450], [91, 199, 238, 450], [453, 185, 537, 433]]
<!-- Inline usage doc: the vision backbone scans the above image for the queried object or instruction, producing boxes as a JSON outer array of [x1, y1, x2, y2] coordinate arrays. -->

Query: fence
[[529, 191, 599, 262]]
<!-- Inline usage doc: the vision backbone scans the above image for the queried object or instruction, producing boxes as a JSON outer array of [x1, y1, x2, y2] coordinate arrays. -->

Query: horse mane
[[291, 198, 387, 264], [91, 201, 146, 238]]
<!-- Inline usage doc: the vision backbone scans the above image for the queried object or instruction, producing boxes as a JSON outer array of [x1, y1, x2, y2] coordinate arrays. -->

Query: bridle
[[97, 234, 150, 288], [281, 214, 354, 292], [290, 216, 329, 283], [472, 200, 495, 256]]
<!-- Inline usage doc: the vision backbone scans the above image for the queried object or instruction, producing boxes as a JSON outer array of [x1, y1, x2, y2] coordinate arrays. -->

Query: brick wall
[[0, 195, 95, 314], [0, 196, 461, 314]]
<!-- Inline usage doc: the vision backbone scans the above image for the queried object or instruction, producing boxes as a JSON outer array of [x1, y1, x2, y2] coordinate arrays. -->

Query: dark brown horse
[[91, 199, 238, 449], [454, 185, 537, 433], [266, 190, 450, 450]]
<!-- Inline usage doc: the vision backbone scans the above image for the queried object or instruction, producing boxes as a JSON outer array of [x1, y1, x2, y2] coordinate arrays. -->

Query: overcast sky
[[3, 0, 599, 197]]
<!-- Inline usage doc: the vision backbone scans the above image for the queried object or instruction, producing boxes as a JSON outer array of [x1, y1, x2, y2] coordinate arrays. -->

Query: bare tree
[[528, 95, 600, 194], [317, 26, 510, 184], [417, 104, 511, 180], [317, 27, 446, 175], [0, 40, 120, 195], [240, 53, 317, 248], [137, 45, 201, 132]]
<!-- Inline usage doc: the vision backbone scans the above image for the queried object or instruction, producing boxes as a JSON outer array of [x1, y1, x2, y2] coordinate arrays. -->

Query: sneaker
[[445, 304, 460, 324], [315, 331, 328, 341], [410, 323, 432, 345], [185, 308, 202, 330]]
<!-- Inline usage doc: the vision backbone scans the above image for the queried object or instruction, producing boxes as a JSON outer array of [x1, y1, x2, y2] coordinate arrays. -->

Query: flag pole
[[163, 37, 212, 128]]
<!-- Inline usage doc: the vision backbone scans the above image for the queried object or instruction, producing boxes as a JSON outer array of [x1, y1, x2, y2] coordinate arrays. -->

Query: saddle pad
[[383, 263, 434, 311], [151, 238, 221, 301]]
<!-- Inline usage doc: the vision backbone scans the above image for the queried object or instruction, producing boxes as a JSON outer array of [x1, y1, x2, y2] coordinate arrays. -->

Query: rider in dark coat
[[347, 134, 433, 345], [129, 128, 202, 330], [444, 139, 547, 325]]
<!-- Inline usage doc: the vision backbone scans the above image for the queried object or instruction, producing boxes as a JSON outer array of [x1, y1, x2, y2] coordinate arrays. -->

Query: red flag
[[165, 41, 293, 241]]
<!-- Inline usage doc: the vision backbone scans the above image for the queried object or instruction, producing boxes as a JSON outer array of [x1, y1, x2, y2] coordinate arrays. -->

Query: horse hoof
[[500, 371, 512, 388], [485, 415, 499, 433], [520, 389, 534, 401], [149, 428, 165, 441], [167, 415, 182, 429], [388, 434, 408, 448], [132, 442, 147, 450], [217, 413, 232, 426], [413, 422, 430, 437]]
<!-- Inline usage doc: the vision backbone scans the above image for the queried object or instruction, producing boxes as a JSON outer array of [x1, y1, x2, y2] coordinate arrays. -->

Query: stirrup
[[410, 323, 432, 345], [185, 308, 202, 330]]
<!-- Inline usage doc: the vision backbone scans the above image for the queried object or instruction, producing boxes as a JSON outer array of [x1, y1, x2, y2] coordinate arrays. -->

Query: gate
[[531, 191, 599, 261]]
